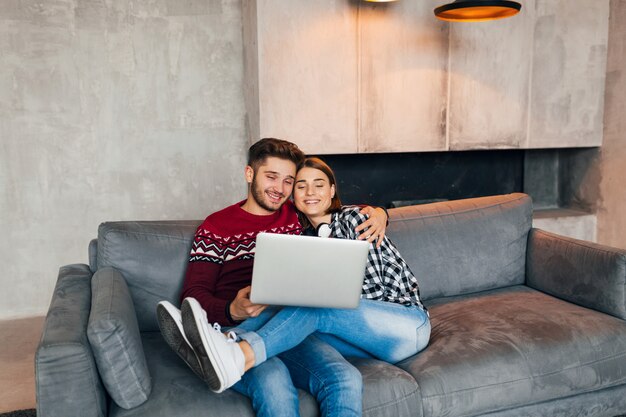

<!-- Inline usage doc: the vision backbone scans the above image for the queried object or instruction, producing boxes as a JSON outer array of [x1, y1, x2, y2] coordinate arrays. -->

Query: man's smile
[[266, 190, 284, 203]]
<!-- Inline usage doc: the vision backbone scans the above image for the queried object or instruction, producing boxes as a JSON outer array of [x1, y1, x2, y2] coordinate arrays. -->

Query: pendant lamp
[[434, 0, 522, 22]]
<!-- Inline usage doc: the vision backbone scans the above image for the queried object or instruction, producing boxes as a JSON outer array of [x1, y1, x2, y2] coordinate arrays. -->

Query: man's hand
[[229, 286, 267, 321], [355, 206, 388, 248]]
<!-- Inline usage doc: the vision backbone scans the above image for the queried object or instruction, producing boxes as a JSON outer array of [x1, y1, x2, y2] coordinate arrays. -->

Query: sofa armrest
[[526, 228, 626, 320], [36, 264, 108, 417]]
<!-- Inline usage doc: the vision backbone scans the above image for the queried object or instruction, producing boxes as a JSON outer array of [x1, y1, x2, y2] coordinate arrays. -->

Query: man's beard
[[251, 175, 284, 213]]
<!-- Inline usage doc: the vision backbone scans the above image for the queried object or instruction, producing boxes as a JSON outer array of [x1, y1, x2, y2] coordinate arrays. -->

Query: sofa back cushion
[[97, 221, 200, 331], [387, 193, 532, 301]]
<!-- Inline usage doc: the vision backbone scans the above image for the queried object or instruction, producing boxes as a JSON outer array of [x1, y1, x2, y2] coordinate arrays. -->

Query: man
[[158, 138, 388, 417]]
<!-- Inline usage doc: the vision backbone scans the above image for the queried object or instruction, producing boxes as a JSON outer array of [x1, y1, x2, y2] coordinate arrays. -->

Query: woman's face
[[294, 167, 335, 218]]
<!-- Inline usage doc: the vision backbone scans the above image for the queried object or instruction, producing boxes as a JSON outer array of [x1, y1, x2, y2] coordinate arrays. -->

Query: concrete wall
[[596, 0, 626, 249], [0, 0, 248, 319]]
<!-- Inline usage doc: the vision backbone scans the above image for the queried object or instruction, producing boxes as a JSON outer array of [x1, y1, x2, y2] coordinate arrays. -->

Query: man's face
[[247, 157, 297, 214]]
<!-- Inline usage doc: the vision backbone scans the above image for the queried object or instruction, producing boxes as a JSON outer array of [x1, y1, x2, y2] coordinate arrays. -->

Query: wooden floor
[[0, 316, 45, 413]]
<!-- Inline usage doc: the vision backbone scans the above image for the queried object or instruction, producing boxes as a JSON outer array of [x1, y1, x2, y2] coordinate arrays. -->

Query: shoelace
[[213, 322, 238, 342]]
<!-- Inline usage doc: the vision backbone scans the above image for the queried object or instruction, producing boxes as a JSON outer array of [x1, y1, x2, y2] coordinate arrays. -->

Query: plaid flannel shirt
[[329, 206, 425, 309]]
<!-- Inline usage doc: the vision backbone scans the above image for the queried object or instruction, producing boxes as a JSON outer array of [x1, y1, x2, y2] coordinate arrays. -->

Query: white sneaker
[[181, 297, 245, 393], [156, 301, 206, 381]]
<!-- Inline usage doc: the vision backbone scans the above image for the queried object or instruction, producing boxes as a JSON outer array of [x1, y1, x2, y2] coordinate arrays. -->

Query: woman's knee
[[380, 311, 431, 363], [415, 317, 431, 353], [392, 316, 431, 362]]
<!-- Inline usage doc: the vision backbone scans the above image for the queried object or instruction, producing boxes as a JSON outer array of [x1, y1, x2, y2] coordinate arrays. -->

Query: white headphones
[[316, 223, 332, 238]]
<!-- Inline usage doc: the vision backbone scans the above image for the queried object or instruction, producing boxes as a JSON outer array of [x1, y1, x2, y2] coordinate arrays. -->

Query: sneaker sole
[[156, 302, 204, 380], [181, 298, 226, 392]]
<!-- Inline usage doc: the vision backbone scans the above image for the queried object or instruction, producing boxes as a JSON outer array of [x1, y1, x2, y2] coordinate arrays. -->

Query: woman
[[181, 157, 430, 393]]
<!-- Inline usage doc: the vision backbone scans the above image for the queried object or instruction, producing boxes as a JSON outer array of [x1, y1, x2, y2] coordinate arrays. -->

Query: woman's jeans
[[233, 299, 431, 366]]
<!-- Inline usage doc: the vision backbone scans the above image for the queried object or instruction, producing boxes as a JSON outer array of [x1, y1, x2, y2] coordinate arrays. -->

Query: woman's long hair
[[296, 157, 343, 231]]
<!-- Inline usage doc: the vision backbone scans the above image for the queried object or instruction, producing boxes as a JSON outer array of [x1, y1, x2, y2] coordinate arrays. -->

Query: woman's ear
[[331, 184, 336, 199], [244, 165, 254, 184]]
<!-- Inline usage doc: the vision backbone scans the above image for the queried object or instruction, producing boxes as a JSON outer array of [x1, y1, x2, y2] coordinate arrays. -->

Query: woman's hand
[[355, 206, 388, 248]]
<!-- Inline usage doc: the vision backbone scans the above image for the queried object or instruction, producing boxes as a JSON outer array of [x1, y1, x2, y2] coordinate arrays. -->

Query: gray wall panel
[[359, 0, 448, 153], [528, 0, 610, 148], [255, 0, 358, 154], [449, 0, 535, 150]]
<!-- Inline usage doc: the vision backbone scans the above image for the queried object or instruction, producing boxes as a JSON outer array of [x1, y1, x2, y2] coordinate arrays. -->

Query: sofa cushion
[[109, 333, 422, 417], [398, 285, 626, 417], [97, 221, 200, 331], [353, 358, 423, 417], [387, 193, 531, 301], [87, 267, 152, 409]]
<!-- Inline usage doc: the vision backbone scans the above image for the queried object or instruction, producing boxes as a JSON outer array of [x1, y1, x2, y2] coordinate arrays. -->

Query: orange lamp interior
[[436, 6, 520, 22]]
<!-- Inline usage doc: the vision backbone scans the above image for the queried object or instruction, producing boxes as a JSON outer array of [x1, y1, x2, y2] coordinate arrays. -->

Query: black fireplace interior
[[311, 147, 598, 211], [312, 150, 523, 208]]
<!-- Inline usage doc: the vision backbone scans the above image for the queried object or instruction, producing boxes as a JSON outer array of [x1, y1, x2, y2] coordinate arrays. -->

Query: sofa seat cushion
[[398, 285, 626, 417], [352, 357, 423, 417], [110, 333, 421, 417]]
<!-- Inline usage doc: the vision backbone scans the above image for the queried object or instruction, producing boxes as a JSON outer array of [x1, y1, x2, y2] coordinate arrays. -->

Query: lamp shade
[[434, 0, 522, 22]]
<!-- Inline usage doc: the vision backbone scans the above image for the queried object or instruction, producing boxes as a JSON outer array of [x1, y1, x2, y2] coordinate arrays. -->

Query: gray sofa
[[36, 193, 626, 417]]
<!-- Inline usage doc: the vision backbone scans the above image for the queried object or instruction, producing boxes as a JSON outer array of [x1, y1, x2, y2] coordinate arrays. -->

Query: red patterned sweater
[[180, 199, 302, 325]]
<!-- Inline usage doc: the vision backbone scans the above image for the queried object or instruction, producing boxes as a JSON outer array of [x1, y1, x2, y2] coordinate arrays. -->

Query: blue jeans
[[232, 357, 298, 417], [231, 334, 362, 417], [234, 299, 431, 366]]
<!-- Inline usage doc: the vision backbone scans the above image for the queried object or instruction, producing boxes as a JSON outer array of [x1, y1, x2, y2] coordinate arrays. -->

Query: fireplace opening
[[311, 147, 599, 212]]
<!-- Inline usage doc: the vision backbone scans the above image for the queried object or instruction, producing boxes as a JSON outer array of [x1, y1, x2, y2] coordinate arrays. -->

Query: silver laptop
[[250, 232, 370, 309]]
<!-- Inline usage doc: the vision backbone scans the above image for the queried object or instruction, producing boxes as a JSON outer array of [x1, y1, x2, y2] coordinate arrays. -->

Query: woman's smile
[[302, 198, 321, 205], [294, 167, 336, 226]]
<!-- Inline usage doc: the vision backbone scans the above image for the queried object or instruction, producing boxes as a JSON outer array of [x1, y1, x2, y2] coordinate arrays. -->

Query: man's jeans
[[231, 334, 362, 417], [234, 299, 431, 366]]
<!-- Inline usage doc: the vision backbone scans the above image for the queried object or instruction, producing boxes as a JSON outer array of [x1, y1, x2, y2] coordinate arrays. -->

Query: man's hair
[[247, 138, 305, 171]]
